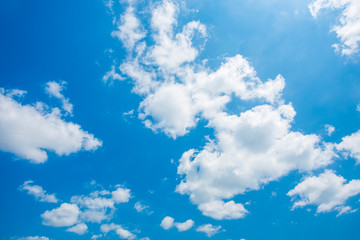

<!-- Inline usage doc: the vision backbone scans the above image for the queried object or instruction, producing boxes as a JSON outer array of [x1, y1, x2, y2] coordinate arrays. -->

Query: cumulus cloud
[[20, 181, 58, 203], [196, 224, 222, 237], [288, 170, 360, 214], [160, 216, 174, 230], [112, 187, 131, 203], [160, 216, 194, 231], [0, 87, 102, 163], [39, 184, 132, 236], [336, 129, 360, 163], [106, 0, 341, 220], [41, 203, 80, 227], [197, 200, 248, 220], [175, 219, 194, 232], [177, 104, 334, 219], [309, 0, 360, 56], [101, 223, 136, 240], [66, 223, 88, 235], [45, 81, 73, 115]]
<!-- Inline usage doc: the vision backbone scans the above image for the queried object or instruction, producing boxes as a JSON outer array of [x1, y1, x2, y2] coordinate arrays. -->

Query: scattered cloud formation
[[20, 181, 58, 203], [45, 81, 73, 115], [288, 170, 360, 214], [110, 0, 339, 220], [309, 0, 360, 56], [160, 216, 194, 232], [38, 185, 133, 237], [66, 223, 88, 235], [0, 87, 102, 163], [196, 224, 222, 237]]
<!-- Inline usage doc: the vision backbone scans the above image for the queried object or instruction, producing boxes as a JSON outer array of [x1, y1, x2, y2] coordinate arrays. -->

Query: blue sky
[[1, 0, 360, 239]]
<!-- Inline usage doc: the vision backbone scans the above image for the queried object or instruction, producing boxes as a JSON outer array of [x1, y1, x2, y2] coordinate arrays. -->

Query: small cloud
[[325, 124, 335, 136], [196, 224, 222, 237], [66, 223, 88, 235], [160, 216, 174, 230], [134, 202, 150, 213], [20, 181, 58, 203]]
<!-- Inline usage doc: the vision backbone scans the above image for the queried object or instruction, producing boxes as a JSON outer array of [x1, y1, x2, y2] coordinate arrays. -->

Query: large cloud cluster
[[106, 0, 360, 220]]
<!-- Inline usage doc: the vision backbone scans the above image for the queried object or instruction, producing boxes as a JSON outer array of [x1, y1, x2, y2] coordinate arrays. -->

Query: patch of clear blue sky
[[0, 0, 359, 239]]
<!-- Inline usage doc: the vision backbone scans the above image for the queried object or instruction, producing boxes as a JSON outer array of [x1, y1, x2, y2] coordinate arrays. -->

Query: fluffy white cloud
[[45, 81, 73, 115], [336, 129, 360, 163], [288, 170, 360, 214], [109, 0, 341, 220], [20, 181, 58, 203], [66, 223, 88, 235], [175, 219, 194, 232], [41, 203, 80, 227], [160, 216, 194, 232], [16, 237, 49, 240], [0, 88, 102, 163], [101, 223, 136, 240], [111, 5, 146, 50], [309, 0, 360, 56], [197, 200, 248, 220], [112, 187, 131, 203], [196, 224, 222, 237], [177, 104, 334, 219], [160, 216, 174, 230]]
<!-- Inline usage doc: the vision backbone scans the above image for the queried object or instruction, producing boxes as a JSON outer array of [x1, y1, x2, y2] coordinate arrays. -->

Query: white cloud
[[196, 224, 222, 237], [41, 203, 80, 227], [197, 200, 248, 220], [20, 181, 58, 203], [177, 104, 334, 219], [112, 5, 146, 50], [309, 0, 360, 56], [16, 237, 49, 240], [66, 223, 88, 235], [325, 124, 335, 136], [336, 129, 360, 163], [71, 195, 115, 209], [91, 234, 103, 240], [160, 216, 174, 230], [45, 81, 73, 115], [112, 187, 131, 203], [109, 0, 340, 220], [134, 201, 149, 212], [103, 65, 124, 83], [287, 170, 360, 214], [160, 216, 194, 232], [81, 209, 110, 223], [175, 219, 194, 232], [101, 223, 136, 240], [0, 88, 102, 163]]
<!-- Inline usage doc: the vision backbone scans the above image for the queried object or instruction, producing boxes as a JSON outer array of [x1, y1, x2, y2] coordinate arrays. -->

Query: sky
[[1, 0, 360, 239]]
